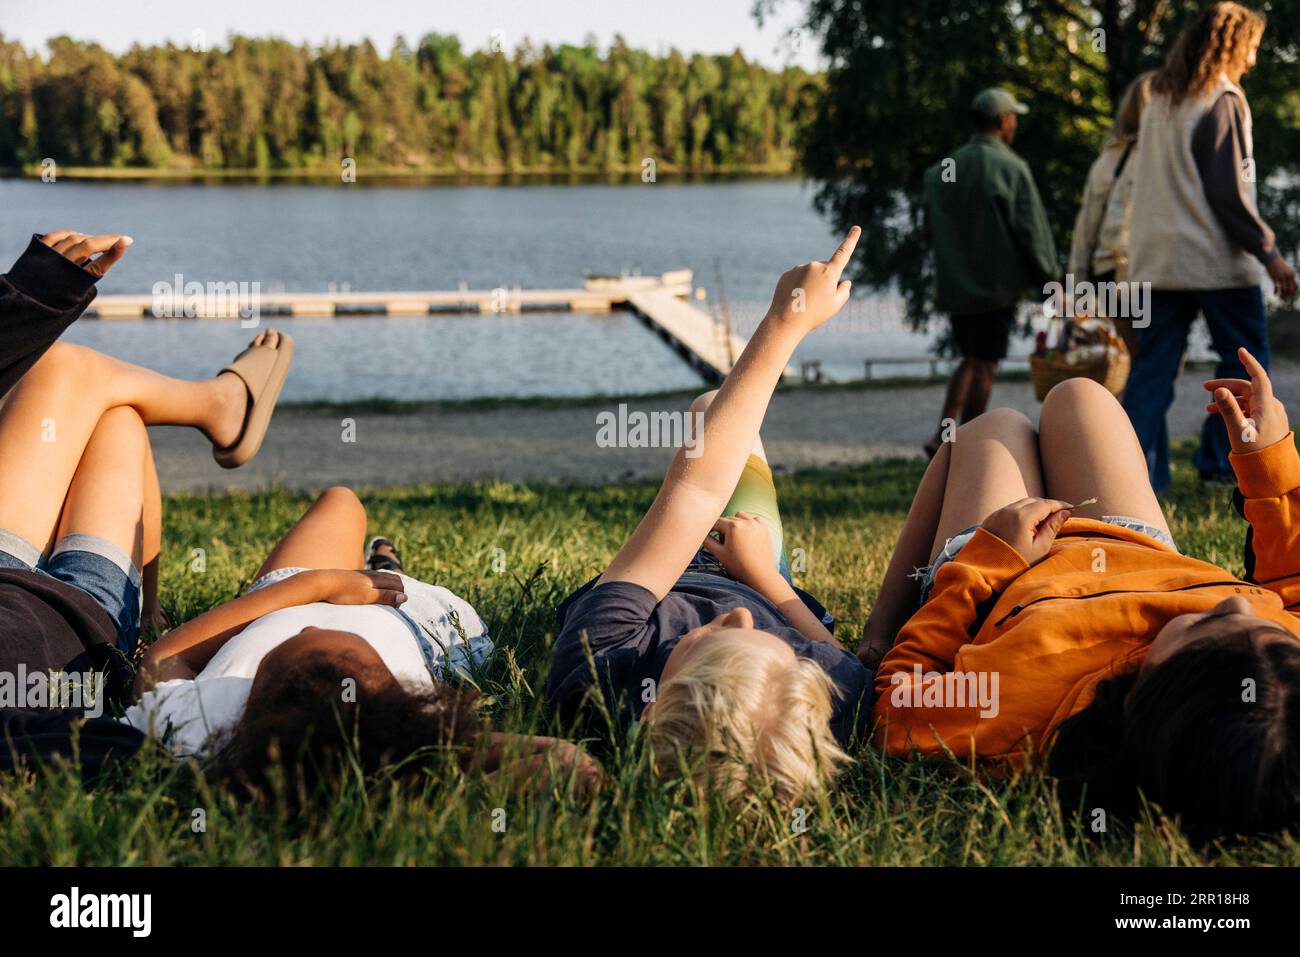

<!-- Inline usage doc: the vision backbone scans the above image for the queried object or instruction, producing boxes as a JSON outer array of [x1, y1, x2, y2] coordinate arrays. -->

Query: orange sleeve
[[872, 528, 1027, 755], [1231, 432, 1300, 615]]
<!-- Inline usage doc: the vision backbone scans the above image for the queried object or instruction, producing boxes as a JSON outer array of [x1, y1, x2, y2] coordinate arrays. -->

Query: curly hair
[[1153, 2, 1266, 104], [212, 650, 482, 800]]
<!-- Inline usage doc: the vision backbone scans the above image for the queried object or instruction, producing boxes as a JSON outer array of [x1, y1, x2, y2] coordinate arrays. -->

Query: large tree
[[758, 0, 1300, 325]]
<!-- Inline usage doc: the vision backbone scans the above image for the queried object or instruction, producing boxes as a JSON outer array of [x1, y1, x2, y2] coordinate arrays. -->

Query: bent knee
[[92, 405, 148, 449], [688, 389, 720, 416], [959, 406, 1034, 438], [1040, 374, 1112, 405], [316, 485, 365, 521], [28, 342, 100, 385], [1042, 376, 1113, 410]]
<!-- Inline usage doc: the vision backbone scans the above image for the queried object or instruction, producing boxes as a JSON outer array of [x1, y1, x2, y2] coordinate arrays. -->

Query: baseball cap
[[972, 87, 1030, 118]]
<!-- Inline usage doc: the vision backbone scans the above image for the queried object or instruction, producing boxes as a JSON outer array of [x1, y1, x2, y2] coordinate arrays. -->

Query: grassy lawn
[[3, 442, 1297, 866]]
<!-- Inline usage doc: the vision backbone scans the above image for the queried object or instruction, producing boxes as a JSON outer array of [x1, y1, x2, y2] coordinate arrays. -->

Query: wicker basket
[[1030, 320, 1131, 402]]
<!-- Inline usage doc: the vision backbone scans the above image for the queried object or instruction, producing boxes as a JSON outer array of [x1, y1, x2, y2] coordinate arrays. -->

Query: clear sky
[[0, 0, 823, 70]]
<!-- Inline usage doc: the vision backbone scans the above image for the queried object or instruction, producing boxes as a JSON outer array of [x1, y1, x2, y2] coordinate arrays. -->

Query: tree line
[[0, 33, 820, 174]]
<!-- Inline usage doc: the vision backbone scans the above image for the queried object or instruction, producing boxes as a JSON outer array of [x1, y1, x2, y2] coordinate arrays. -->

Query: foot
[[207, 329, 282, 449], [366, 537, 405, 574]]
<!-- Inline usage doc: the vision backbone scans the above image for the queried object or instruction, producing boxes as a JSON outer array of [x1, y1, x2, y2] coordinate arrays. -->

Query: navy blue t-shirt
[[544, 572, 872, 745]]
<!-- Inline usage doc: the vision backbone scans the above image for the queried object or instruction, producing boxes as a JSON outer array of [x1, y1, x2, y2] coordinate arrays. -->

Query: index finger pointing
[[1239, 348, 1272, 402], [826, 226, 861, 277]]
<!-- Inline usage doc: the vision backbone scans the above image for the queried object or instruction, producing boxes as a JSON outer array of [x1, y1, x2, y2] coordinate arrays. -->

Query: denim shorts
[[0, 527, 143, 655], [917, 515, 1177, 604], [246, 566, 494, 679]]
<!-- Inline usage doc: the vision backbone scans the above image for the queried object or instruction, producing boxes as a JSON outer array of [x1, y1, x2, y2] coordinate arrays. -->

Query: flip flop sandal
[[366, 536, 405, 573], [213, 332, 295, 469]]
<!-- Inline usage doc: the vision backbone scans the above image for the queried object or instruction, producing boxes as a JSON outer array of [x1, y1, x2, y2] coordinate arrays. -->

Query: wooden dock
[[89, 269, 782, 383]]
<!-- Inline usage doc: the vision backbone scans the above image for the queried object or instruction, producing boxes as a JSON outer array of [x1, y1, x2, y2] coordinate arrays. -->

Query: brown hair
[[213, 649, 482, 800], [1152, 3, 1266, 105], [1049, 630, 1300, 840], [1110, 71, 1155, 145]]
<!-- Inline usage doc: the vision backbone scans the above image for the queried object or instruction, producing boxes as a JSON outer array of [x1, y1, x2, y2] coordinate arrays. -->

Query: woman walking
[[1123, 2, 1296, 490]]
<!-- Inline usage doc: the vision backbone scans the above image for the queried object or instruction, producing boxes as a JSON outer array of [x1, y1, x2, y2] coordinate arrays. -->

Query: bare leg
[[54, 407, 149, 570], [861, 409, 1043, 664], [960, 359, 998, 422], [930, 361, 977, 448], [141, 439, 163, 630], [254, 487, 369, 578], [859, 440, 952, 666], [0, 338, 260, 554], [931, 408, 1045, 558], [1039, 377, 1172, 537]]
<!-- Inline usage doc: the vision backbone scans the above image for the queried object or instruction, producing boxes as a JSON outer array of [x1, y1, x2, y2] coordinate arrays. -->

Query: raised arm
[[597, 227, 860, 601], [1208, 349, 1300, 608], [132, 569, 406, 697], [0, 231, 132, 396]]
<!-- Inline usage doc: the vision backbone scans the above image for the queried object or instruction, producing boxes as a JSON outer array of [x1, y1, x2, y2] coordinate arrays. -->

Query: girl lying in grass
[[545, 228, 872, 804], [130, 486, 600, 797], [0, 326, 293, 705], [862, 351, 1300, 838]]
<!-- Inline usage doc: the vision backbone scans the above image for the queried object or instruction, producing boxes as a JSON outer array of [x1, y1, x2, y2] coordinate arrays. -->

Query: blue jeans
[[0, 528, 143, 655], [1121, 287, 1268, 491]]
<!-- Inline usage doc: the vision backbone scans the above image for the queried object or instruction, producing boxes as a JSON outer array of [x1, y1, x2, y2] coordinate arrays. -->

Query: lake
[[0, 177, 1183, 401]]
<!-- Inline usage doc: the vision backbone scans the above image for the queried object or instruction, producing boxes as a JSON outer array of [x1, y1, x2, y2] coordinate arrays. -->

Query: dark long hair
[[1049, 631, 1300, 840], [213, 653, 482, 800]]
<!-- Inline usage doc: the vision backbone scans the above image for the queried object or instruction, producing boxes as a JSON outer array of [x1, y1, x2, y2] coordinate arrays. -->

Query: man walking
[[922, 87, 1058, 456]]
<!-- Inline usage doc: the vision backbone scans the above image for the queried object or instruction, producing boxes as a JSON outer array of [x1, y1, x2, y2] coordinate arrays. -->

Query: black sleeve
[[0, 236, 100, 396], [1191, 93, 1278, 266], [543, 580, 657, 732]]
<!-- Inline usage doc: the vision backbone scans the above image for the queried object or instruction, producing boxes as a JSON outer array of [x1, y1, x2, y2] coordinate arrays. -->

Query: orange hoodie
[[873, 433, 1300, 762]]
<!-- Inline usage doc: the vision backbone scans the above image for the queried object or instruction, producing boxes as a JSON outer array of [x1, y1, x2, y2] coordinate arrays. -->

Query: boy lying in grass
[[863, 352, 1300, 839], [545, 228, 872, 804]]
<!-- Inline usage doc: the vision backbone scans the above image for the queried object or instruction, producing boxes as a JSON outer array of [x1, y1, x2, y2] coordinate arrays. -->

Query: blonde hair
[[1109, 71, 1155, 145], [647, 633, 850, 804], [1153, 2, 1266, 105]]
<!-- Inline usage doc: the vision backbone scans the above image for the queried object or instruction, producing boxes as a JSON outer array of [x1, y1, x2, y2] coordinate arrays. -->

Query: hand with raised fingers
[[1204, 347, 1290, 454], [39, 230, 134, 278], [981, 497, 1074, 566], [764, 225, 860, 334], [1266, 256, 1297, 303]]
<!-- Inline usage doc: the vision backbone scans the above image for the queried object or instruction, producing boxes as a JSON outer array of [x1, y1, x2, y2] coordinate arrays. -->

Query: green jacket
[[923, 134, 1058, 316]]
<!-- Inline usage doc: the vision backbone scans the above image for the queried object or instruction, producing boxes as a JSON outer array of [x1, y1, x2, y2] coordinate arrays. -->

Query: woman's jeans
[[1121, 286, 1268, 491]]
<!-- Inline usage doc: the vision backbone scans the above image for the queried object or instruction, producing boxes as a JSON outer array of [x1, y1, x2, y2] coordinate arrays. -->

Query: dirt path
[[150, 363, 1297, 491]]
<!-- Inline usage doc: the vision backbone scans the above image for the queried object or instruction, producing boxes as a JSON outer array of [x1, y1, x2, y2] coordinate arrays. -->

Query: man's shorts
[[0, 528, 142, 655], [951, 306, 1016, 361]]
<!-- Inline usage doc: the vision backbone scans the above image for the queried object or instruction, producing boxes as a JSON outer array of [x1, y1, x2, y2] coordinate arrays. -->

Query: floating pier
[[89, 269, 783, 383]]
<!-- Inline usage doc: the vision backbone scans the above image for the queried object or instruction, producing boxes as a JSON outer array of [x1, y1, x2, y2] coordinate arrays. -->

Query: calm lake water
[[0, 176, 1096, 401]]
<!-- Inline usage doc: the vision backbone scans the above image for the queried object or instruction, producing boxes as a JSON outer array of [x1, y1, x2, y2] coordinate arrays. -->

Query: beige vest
[[1129, 77, 1266, 290]]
